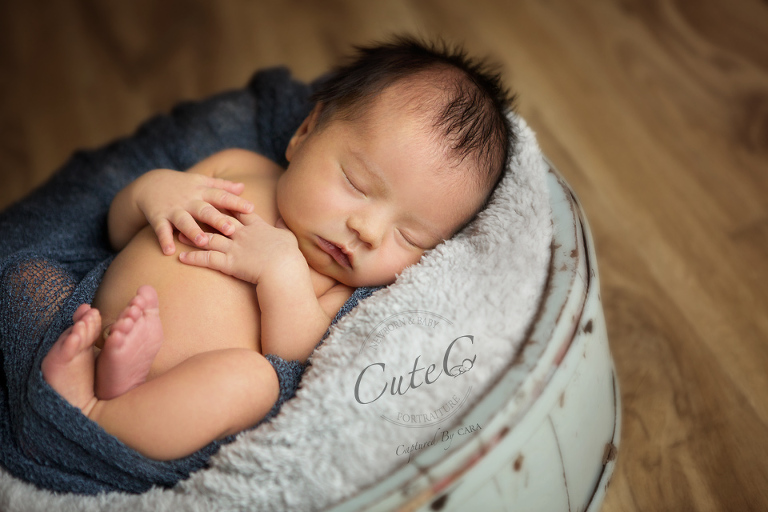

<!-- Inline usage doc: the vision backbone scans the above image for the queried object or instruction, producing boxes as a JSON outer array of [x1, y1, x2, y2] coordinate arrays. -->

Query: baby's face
[[277, 88, 488, 287]]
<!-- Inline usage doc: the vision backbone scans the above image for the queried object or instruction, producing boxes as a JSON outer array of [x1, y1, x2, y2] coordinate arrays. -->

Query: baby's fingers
[[177, 232, 193, 246], [178, 250, 232, 276], [204, 185, 254, 215], [171, 210, 209, 247], [205, 176, 246, 195], [192, 200, 242, 236], [180, 232, 232, 253], [150, 218, 176, 255], [233, 210, 268, 227]]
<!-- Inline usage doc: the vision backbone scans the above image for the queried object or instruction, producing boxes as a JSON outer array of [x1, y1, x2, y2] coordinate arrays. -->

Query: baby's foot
[[95, 285, 163, 400], [42, 305, 101, 415]]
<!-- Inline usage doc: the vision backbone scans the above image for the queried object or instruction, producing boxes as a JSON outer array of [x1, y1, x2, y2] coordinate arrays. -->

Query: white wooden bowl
[[328, 163, 620, 512]]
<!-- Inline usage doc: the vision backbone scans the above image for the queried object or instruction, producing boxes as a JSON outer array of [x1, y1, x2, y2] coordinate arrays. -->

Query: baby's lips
[[317, 236, 353, 268]]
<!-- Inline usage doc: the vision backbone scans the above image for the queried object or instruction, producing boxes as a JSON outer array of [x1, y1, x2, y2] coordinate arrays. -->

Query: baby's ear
[[286, 105, 323, 162]]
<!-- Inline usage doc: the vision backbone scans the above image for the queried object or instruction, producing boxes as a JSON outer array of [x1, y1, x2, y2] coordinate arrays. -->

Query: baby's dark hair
[[310, 36, 517, 194]]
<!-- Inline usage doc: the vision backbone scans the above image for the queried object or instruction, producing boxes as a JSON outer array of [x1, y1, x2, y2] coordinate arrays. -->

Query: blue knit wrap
[[0, 68, 376, 494]]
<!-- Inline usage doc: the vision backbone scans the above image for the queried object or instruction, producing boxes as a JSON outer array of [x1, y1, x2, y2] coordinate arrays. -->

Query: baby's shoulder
[[206, 148, 284, 181], [186, 148, 282, 218]]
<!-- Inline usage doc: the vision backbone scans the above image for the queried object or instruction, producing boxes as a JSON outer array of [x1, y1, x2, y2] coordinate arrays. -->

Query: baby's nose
[[348, 212, 384, 249]]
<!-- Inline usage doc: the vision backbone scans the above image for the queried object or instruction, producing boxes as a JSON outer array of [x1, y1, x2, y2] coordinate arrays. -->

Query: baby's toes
[[52, 318, 77, 348], [72, 304, 91, 323], [128, 293, 147, 313], [64, 311, 100, 353], [136, 285, 159, 310], [60, 322, 87, 357], [106, 329, 128, 351], [81, 309, 102, 343], [118, 303, 142, 324], [57, 335, 83, 363], [111, 315, 135, 335], [71, 318, 88, 341]]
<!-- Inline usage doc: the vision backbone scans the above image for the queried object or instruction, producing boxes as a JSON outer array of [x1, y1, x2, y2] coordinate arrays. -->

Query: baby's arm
[[257, 253, 352, 362], [179, 214, 353, 362], [107, 150, 255, 253]]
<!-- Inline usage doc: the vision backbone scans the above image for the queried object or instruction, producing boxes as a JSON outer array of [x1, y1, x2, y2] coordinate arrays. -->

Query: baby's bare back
[[92, 155, 283, 380]]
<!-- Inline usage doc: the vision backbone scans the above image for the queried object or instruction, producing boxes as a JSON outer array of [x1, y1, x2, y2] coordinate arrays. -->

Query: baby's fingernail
[[222, 223, 231, 232], [195, 234, 206, 245], [163, 245, 173, 255], [179, 252, 187, 260]]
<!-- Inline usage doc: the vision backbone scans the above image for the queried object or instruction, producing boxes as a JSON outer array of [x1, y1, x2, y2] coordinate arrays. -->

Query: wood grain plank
[[1, 1, 766, 510]]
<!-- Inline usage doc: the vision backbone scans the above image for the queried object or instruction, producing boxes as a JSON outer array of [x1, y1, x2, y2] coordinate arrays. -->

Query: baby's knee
[[216, 349, 280, 411]]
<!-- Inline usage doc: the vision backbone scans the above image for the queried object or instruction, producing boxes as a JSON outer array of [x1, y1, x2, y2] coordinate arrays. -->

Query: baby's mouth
[[317, 237, 352, 268]]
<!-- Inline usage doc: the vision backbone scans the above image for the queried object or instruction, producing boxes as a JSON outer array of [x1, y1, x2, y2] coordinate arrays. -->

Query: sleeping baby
[[41, 37, 516, 460]]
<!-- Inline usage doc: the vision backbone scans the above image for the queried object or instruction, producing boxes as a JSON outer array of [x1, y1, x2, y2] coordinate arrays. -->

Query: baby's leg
[[44, 291, 279, 460], [41, 304, 101, 415], [89, 348, 280, 460], [95, 285, 163, 400]]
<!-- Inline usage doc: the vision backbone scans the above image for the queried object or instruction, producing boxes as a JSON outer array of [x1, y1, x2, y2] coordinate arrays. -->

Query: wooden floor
[[1, 1, 767, 510]]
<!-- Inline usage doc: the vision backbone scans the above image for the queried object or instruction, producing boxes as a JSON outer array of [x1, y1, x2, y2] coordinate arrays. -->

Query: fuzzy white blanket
[[0, 115, 551, 511]]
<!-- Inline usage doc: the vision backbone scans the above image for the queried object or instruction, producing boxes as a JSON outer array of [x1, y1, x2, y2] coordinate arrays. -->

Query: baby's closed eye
[[397, 229, 421, 249], [341, 168, 365, 195]]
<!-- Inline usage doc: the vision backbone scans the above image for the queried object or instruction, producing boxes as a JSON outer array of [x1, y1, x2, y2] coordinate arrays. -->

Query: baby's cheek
[[385, 255, 421, 281]]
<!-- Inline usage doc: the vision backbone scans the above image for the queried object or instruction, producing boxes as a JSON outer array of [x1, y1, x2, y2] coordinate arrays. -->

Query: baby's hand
[[177, 213, 304, 284], [135, 169, 254, 255]]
